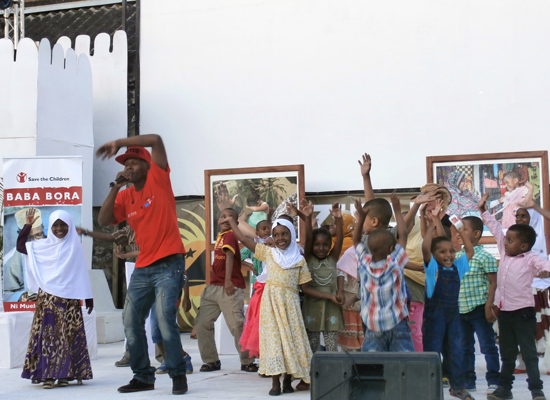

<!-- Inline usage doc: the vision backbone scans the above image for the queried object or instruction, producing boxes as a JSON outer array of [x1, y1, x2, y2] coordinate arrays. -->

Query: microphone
[[109, 176, 128, 188]]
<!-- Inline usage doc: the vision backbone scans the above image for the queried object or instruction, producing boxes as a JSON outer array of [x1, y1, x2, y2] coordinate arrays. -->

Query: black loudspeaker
[[311, 352, 442, 400]]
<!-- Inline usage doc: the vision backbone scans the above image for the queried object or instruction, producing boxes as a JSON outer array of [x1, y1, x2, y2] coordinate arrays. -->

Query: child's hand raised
[[431, 199, 445, 218], [354, 198, 369, 218], [390, 191, 400, 211], [414, 191, 437, 205], [358, 153, 372, 177], [329, 202, 342, 219], [286, 202, 299, 216], [479, 192, 489, 212], [424, 211, 436, 225], [25, 208, 39, 226], [215, 183, 238, 211], [300, 199, 314, 217]]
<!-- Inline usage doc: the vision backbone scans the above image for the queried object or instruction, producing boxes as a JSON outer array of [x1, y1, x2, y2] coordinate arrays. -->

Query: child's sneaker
[[183, 353, 193, 374], [487, 386, 513, 400], [487, 384, 499, 395], [442, 377, 450, 388], [156, 362, 168, 374], [532, 389, 546, 400], [449, 388, 475, 399]]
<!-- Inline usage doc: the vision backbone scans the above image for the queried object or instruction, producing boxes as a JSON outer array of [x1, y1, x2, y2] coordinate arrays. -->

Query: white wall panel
[[0, 38, 38, 173], [36, 38, 94, 262], [69, 32, 127, 206], [140, 0, 550, 196]]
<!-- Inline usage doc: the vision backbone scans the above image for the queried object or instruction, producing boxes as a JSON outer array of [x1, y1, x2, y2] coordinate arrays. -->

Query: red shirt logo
[[16, 172, 27, 183]]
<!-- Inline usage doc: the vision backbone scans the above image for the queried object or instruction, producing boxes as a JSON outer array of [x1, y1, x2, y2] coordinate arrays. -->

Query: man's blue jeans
[[362, 318, 415, 352], [123, 254, 186, 383], [459, 304, 500, 387]]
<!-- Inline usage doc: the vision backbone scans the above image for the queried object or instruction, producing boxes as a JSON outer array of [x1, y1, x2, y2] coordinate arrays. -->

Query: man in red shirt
[[97, 134, 189, 395]]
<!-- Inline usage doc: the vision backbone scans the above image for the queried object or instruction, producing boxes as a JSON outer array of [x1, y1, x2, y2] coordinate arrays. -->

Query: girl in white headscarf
[[221, 214, 341, 395], [17, 208, 93, 389]]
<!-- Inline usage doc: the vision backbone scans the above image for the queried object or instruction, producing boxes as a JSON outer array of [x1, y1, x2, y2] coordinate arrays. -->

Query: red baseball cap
[[115, 146, 152, 165]]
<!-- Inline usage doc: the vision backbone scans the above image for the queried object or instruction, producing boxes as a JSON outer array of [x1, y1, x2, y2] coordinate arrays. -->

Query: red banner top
[[4, 187, 83, 207]]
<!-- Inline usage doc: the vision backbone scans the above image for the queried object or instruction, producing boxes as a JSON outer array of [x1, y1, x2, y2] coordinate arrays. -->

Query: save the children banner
[[2, 157, 83, 312]]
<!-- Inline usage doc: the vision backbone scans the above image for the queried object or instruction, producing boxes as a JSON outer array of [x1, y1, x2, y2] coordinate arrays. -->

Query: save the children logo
[[16, 172, 27, 183]]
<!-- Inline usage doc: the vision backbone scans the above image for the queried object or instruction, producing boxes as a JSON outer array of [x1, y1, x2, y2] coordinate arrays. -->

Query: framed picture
[[427, 151, 549, 247], [204, 165, 305, 284]]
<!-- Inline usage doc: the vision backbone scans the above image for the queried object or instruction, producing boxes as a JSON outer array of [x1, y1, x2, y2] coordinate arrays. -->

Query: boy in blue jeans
[[422, 211, 475, 400], [353, 193, 414, 352], [456, 216, 500, 394]]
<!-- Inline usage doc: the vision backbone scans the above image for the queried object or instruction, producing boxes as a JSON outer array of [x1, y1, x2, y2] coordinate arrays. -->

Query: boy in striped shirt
[[353, 193, 414, 352]]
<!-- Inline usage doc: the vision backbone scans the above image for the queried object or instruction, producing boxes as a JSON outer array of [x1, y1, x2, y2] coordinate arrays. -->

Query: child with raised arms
[[353, 193, 414, 352], [422, 211, 475, 400], [19, 208, 94, 388], [221, 213, 341, 395], [289, 201, 345, 354], [239, 220, 272, 359]]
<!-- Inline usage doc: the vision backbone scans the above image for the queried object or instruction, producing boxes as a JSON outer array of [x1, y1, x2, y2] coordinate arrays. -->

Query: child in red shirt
[[195, 208, 257, 372]]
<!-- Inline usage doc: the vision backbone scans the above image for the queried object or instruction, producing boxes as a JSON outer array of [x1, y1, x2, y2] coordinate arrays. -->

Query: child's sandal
[[199, 361, 221, 372], [43, 379, 55, 389], [240, 362, 259, 372], [450, 388, 474, 400], [57, 379, 69, 387], [296, 380, 310, 391]]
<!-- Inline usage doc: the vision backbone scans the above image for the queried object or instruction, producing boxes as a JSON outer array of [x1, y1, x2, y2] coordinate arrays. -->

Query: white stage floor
[[1, 332, 547, 399]]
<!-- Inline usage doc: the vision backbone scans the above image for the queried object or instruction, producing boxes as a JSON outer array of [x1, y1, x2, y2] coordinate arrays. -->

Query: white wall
[[57, 32, 128, 206], [0, 38, 38, 170], [0, 37, 95, 263], [140, 0, 550, 196]]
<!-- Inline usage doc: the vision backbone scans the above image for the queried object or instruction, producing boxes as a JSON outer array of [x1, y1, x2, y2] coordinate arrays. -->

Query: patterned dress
[[302, 257, 344, 332], [254, 244, 313, 382], [338, 273, 364, 351], [22, 289, 93, 382]]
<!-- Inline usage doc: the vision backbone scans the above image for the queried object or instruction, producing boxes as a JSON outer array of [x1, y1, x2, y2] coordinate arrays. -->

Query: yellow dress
[[254, 243, 313, 382]]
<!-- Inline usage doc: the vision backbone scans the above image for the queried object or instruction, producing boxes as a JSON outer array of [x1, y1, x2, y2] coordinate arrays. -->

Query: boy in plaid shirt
[[353, 193, 414, 352], [456, 216, 500, 394]]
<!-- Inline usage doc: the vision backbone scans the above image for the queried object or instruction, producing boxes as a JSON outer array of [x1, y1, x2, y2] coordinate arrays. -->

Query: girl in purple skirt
[[17, 208, 94, 389]]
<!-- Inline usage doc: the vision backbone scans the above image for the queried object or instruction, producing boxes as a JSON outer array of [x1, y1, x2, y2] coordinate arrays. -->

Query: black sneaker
[[487, 386, 513, 400], [172, 375, 188, 395], [532, 389, 546, 400], [117, 379, 154, 393]]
